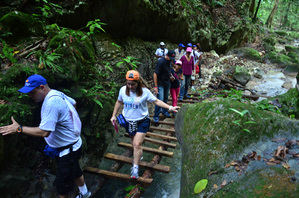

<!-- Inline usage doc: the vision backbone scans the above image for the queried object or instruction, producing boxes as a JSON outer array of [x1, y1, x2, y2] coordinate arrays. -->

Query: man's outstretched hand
[[0, 116, 19, 136]]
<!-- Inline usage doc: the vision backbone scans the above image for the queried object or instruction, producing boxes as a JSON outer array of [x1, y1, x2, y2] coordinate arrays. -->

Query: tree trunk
[[253, 0, 262, 22], [280, 0, 291, 28], [266, 0, 280, 28], [249, 0, 255, 16]]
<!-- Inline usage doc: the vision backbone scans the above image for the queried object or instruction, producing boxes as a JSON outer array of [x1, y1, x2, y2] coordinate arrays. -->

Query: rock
[[176, 99, 299, 198], [0, 11, 43, 40], [282, 81, 293, 89], [233, 68, 251, 86], [210, 50, 220, 58], [253, 68, 264, 79]]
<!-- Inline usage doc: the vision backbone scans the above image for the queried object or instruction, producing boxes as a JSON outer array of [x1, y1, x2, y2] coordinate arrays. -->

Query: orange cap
[[126, 70, 140, 81]]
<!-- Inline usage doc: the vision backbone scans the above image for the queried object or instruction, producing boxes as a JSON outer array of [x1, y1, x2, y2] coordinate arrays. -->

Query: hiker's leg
[[132, 132, 146, 164]]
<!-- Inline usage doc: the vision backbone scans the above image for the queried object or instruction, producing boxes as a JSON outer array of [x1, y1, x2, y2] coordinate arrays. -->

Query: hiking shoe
[[76, 191, 91, 198], [130, 166, 139, 179], [153, 116, 159, 123], [163, 112, 171, 118]]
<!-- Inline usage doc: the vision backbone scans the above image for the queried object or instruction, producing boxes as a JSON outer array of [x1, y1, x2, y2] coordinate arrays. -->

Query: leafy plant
[[254, 99, 281, 114], [229, 108, 256, 133], [116, 56, 141, 70], [0, 40, 16, 63], [223, 88, 244, 101], [27, 49, 62, 73], [86, 19, 106, 35]]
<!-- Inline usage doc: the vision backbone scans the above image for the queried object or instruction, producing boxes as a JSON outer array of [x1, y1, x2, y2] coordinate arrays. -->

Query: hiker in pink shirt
[[179, 47, 194, 100]]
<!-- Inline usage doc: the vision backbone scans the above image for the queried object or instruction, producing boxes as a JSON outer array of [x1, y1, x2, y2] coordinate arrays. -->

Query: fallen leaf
[[266, 162, 277, 166], [282, 162, 290, 169], [194, 179, 208, 194], [267, 184, 272, 189], [257, 155, 261, 161], [213, 184, 218, 189], [230, 161, 239, 166], [235, 166, 241, 172], [208, 170, 218, 176], [221, 180, 227, 187]]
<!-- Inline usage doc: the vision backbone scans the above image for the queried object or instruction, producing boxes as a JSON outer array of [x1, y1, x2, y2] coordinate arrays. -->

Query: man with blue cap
[[0, 74, 91, 198], [175, 43, 185, 61]]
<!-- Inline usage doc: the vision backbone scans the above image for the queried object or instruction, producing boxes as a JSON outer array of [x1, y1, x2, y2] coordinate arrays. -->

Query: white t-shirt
[[39, 89, 82, 157], [118, 86, 157, 121], [155, 48, 168, 58], [192, 50, 201, 65], [175, 48, 185, 61]]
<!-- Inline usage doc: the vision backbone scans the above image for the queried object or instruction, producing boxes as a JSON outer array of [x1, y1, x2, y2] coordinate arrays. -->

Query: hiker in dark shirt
[[153, 50, 176, 123]]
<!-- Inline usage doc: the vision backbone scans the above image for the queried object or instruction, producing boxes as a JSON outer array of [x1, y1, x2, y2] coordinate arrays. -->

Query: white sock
[[133, 164, 139, 169], [78, 183, 88, 195]]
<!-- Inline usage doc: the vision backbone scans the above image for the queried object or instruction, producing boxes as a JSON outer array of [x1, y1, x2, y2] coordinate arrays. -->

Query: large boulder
[[176, 99, 299, 197]]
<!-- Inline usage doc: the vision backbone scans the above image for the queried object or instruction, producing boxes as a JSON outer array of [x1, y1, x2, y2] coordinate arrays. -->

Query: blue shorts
[[126, 117, 150, 135]]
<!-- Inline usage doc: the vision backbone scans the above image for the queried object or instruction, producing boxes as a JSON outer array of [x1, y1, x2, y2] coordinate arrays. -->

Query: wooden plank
[[85, 167, 153, 185], [146, 132, 178, 141], [118, 142, 174, 157], [150, 120, 175, 126], [104, 153, 170, 173], [124, 134, 176, 148], [150, 126, 175, 133]]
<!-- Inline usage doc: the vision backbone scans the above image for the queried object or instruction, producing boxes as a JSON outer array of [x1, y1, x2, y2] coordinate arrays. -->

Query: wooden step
[[118, 142, 174, 157], [150, 126, 175, 134], [124, 134, 176, 148], [146, 132, 178, 142], [84, 167, 153, 185], [150, 120, 175, 126], [104, 153, 170, 173]]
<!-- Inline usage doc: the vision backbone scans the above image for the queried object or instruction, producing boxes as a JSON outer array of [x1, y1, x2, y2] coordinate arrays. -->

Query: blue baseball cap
[[178, 43, 185, 48], [18, 74, 47, 93], [187, 43, 192, 47]]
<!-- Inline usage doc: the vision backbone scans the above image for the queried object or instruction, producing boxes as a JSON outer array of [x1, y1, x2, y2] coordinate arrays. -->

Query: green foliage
[[27, 49, 63, 73], [0, 40, 16, 63], [229, 108, 256, 133], [116, 56, 141, 71], [222, 88, 244, 101], [86, 19, 106, 35], [254, 99, 281, 114], [207, 0, 225, 8]]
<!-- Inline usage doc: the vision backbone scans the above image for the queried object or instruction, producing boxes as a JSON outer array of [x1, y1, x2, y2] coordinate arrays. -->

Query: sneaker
[[130, 166, 139, 179], [153, 116, 159, 123], [163, 112, 171, 118], [76, 191, 91, 198]]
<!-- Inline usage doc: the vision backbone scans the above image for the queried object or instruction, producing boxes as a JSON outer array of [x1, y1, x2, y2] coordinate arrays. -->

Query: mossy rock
[[274, 88, 299, 118], [275, 30, 289, 37], [0, 11, 43, 40], [265, 51, 293, 66], [285, 46, 299, 54], [263, 36, 277, 46], [239, 47, 261, 61], [176, 99, 299, 197], [287, 52, 299, 64]]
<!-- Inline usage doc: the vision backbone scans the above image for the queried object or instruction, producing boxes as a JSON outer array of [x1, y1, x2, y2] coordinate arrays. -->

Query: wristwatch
[[16, 125, 23, 133]]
